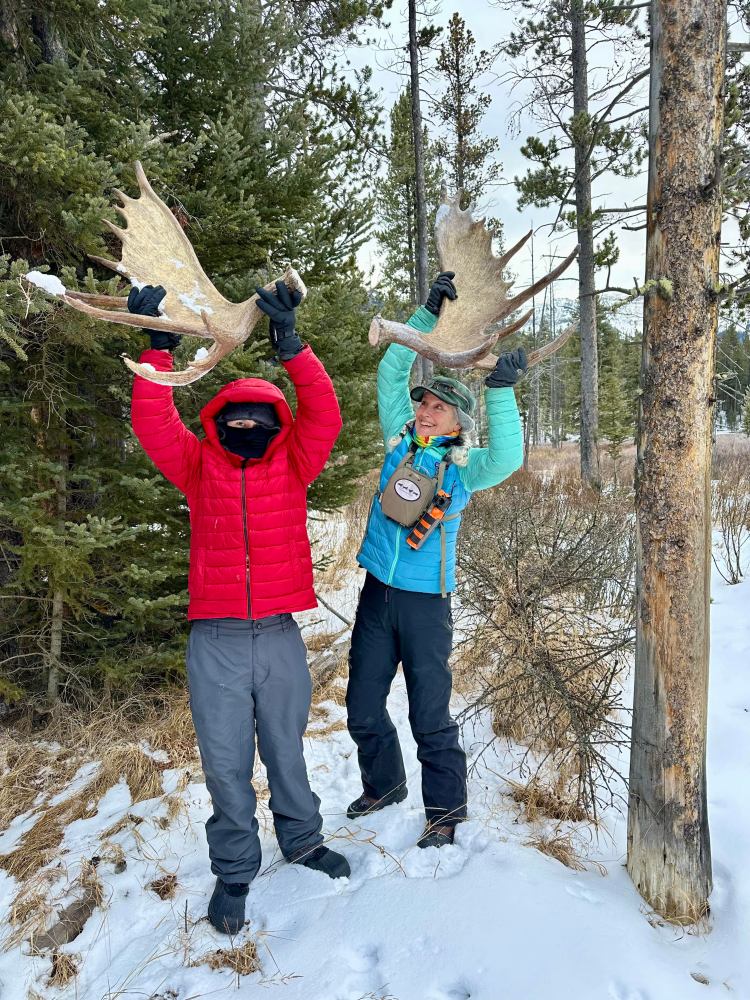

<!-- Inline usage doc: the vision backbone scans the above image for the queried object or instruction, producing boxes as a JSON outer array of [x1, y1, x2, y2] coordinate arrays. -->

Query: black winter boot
[[346, 786, 408, 820], [207, 878, 249, 934], [293, 845, 351, 878], [417, 823, 455, 849]]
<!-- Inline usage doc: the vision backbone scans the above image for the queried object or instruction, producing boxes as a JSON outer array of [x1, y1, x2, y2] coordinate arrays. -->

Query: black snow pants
[[346, 572, 467, 827]]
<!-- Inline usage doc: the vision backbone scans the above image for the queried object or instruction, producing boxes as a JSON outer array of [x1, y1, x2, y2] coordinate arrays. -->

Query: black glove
[[254, 280, 304, 360], [424, 271, 458, 316], [127, 285, 181, 352], [485, 347, 528, 388]]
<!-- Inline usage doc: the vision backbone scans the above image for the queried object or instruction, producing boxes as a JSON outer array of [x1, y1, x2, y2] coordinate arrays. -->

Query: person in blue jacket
[[345, 272, 526, 848]]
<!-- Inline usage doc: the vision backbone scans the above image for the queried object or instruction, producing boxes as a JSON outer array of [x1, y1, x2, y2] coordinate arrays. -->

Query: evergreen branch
[[552, 67, 649, 229]]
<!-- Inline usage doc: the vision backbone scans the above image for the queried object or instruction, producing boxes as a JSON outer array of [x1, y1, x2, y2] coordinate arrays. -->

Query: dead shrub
[[455, 471, 635, 818], [507, 776, 587, 824], [711, 453, 750, 584]]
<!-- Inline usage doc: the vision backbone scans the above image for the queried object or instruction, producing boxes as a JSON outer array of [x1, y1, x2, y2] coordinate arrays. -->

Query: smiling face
[[414, 391, 461, 438]]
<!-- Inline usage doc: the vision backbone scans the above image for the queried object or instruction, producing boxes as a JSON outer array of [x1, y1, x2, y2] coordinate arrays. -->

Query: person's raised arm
[[458, 348, 527, 493], [255, 281, 342, 485], [377, 272, 457, 444], [129, 286, 201, 495]]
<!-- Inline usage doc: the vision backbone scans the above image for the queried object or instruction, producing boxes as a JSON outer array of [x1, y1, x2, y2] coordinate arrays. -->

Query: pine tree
[[598, 315, 631, 476], [375, 87, 441, 310], [0, 1, 385, 704], [502, 1, 649, 485], [742, 386, 750, 437], [433, 13, 502, 213]]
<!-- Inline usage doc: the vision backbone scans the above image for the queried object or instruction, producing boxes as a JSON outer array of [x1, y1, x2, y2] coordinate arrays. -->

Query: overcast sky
[[350, 1, 749, 329]]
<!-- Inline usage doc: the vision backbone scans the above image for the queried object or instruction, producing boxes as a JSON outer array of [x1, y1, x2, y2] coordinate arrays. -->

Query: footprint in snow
[[341, 944, 380, 972], [427, 980, 473, 1000], [564, 879, 601, 904], [331, 944, 388, 1000], [608, 982, 651, 1000]]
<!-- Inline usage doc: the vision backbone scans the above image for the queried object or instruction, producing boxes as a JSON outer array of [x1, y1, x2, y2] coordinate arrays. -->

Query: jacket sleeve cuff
[[406, 305, 438, 334], [138, 348, 175, 372]]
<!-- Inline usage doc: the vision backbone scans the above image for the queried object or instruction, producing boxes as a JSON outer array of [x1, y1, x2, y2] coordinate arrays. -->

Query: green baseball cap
[[410, 375, 476, 431]]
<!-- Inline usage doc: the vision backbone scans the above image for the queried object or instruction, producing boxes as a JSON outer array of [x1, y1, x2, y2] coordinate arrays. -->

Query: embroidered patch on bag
[[394, 479, 422, 501]]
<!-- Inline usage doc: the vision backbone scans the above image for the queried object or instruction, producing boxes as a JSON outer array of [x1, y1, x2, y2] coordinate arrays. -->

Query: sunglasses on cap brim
[[428, 380, 472, 411]]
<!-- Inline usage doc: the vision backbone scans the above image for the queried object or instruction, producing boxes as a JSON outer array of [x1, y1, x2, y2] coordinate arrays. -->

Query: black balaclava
[[216, 402, 280, 460]]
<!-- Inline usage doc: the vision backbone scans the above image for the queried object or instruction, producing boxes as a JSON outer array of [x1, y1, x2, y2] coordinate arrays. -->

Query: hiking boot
[[346, 786, 408, 820], [293, 845, 351, 879], [207, 878, 249, 934], [417, 823, 455, 849]]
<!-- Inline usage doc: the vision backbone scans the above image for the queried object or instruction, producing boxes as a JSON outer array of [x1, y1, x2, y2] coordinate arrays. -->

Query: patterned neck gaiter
[[407, 424, 460, 450]]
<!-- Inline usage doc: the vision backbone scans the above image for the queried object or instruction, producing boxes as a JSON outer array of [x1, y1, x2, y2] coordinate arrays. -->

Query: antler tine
[[123, 338, 236, 386], [134, 160, 159, 200], [102, 218, 127, 242], [497, 308, 534, 342], [501, 246, 579, 318], [65, 291, 128, 307], [496, 230, 533, 271], [89, 254, 123, 272], [61, 294, 213, 339], [473, 309, 533, 370], [473, 321, 577, 371], [526, 322, 576, 366], [112, 187, 135, 205]]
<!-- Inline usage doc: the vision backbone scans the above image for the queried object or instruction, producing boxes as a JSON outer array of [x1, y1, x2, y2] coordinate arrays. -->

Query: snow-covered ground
[[1, 561, 748, 1000]]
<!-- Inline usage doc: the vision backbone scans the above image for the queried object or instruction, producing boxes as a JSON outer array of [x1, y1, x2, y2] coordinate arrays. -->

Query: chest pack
[[379, 443, 448, 528], [376, 439, 462, 596]]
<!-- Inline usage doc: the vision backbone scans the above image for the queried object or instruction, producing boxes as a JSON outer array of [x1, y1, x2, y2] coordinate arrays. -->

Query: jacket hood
[[200, 378, 293, 463]]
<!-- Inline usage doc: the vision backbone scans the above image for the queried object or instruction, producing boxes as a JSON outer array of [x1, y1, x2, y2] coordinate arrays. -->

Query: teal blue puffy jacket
[[357, 306, 524, 594]]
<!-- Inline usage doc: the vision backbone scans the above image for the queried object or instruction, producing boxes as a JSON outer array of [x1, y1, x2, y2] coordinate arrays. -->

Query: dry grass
[[191, 939, 261, 976], [5, 859, 105, 953], [47, 951, 80, 988], [4, 870, 57, 951], [525, 830, 587, 871], [0, 692, 200, 883], [0, 738, 84, 833], [148, 872, 178, 900], [507, 776, 588, 825]]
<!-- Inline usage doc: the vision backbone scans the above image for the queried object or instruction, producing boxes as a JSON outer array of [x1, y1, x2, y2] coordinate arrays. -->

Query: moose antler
[[59, 162, 306, 386], [368, 187, 578, 369]]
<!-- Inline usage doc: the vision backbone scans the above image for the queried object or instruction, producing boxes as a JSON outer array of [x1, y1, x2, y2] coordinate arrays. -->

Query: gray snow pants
[[186, 615, 324, 883]]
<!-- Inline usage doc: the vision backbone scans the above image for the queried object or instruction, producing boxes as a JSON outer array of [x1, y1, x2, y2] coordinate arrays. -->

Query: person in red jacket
[[129, 282, 349, 935]]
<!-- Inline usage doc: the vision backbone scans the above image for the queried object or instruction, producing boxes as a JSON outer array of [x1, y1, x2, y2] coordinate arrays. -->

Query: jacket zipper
[[240, 459, 252, 619], [387, 526, 402, 585], [386, 445, 425, 586]]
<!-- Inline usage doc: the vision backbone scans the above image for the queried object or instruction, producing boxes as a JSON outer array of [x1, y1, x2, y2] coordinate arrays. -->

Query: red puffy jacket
[[131, 346, 342, 620]]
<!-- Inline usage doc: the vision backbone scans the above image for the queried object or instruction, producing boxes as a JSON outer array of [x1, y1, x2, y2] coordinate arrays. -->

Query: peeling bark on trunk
[[408, 0, 432, 385], [570, 0, 600, 488], [627, 0, 725, 923]]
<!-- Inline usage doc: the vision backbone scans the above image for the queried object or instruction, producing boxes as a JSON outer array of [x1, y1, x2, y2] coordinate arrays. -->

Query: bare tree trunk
[[0, 0, 19, 50], [31, 12, 66, 64], [570, 0, 600, 487], [47, 455, 67, 703], [627, 0, 725, 923], [408, 0, 432, 384], [406, 179, 416, 307]]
